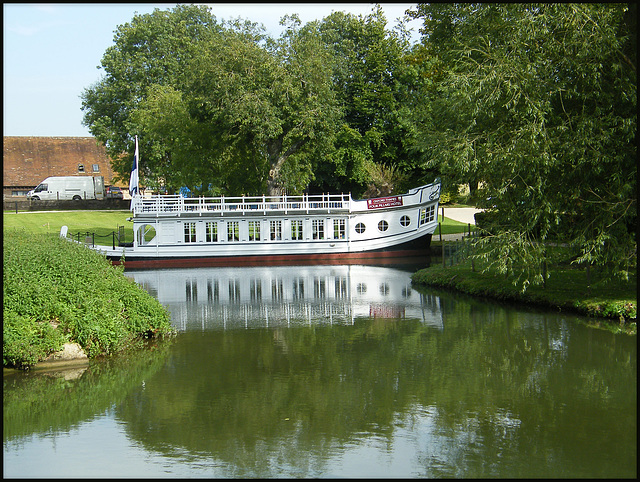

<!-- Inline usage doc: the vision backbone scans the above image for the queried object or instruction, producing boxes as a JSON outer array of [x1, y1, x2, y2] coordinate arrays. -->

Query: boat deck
[[133, 193, 354, 217]]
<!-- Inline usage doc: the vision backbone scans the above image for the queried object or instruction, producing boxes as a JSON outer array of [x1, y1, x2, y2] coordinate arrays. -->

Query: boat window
[[272, 279, 284, 301], [378, 220, 389, 232], [207, 280, 219, 302], [400, 215, 411, 227], [312, 219, 324, 240], [137, 224, 156, 245], [291, 220, 303, 240], [335, 277, 347, 299], [293, 277, 304, 299], [185, 279, 197, 301], [250, 279, 262, 300], [184, 222, 196, 243], [355, 223, 366, 234], [314, 278, 326, 298], [249, 221, 261, 241], [229, 280, 240, 302], [227, 221, 240, 242], [420, 206, 436, 225], [270, 220, 282, 240], [206, 222, 218, 242], [333, 219, 346, 239]]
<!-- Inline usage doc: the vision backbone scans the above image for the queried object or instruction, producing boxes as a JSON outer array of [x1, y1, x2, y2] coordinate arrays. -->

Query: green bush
[[2, 312, 67, 368], [3, 230, 174, 368]]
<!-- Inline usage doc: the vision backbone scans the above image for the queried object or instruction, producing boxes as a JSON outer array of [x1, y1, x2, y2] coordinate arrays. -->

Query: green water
[[3, 265, 636, 478]]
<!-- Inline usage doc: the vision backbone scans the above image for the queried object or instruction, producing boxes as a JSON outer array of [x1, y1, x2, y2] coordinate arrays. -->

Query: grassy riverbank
[[3, 210, 134, 243], [412, 259, 636, 334], [3, 230, 175, 369]]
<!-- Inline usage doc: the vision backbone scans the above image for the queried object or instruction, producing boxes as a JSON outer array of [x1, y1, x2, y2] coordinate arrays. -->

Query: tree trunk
[[468, 178, 479, 197], [267, 172, 283, 196], [266, 137, 308, 196]]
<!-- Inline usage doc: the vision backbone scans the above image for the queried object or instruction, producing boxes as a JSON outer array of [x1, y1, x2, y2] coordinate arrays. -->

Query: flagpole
[[129, 135, 139, 211]]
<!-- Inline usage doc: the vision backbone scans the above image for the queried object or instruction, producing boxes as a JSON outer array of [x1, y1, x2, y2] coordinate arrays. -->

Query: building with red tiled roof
[[3, 136, 126, 199]]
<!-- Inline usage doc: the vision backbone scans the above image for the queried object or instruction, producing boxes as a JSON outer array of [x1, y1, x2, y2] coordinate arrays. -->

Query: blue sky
[[3, 3, 419, 137]]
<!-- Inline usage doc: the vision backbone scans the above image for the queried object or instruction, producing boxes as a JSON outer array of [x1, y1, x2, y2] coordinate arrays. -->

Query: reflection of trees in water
[[115, 306, 636, 478], [3, 339, 174, 442], [5, 273, 634, 477]]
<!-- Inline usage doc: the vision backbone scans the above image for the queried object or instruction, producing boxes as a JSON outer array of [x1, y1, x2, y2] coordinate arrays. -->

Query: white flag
[[129, 135, 139, 197]]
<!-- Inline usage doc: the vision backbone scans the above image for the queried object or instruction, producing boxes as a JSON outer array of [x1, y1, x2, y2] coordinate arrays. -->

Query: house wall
[[3, 136, 126, 199]]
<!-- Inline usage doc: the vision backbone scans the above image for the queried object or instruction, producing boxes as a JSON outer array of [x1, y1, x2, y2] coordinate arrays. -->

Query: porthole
[[400, 215, 410, 227], [378, 220, 389, 232], [355, 222, 366, 234]]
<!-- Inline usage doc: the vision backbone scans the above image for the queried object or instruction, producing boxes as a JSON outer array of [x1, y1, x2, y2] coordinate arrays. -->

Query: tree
[[177, 15, 340, 195], [82, 5, 340, 196], [409, 3, 636, 286], [313, 7, 430, 196], [81, 4, 223, 190]]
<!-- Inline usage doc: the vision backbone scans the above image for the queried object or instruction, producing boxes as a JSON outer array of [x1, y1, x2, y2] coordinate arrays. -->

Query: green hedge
[[3, 230, 174, 368]]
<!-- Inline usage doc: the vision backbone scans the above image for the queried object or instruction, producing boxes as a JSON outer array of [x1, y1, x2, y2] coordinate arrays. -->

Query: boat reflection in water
[[127, 265, 443, 331]]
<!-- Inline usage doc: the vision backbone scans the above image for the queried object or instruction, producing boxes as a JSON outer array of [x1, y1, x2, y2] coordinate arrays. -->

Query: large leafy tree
[[313, 6, 429, 196], [81, 5, 340, 196], [81, 4, 222, 190], [409, 3, 636, 285]]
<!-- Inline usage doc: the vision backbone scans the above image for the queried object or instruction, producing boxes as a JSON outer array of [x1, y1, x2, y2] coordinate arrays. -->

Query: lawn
[[412, 258, 637, 334], [3, 210, 133, 243]]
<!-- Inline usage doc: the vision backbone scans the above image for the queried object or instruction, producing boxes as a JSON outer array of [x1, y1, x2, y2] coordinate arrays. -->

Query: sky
[[3, 3, 420, 137]]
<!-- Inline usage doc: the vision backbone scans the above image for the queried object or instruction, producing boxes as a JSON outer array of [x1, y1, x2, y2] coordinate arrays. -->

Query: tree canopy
[[407, 3, 636, 284], [81, 3, 636, 282], [82, 5, 341, 196]]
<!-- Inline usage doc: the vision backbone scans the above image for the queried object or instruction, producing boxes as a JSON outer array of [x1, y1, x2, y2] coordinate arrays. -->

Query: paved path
[[436, 207, 483, 242], [440, 207, 483, 225]]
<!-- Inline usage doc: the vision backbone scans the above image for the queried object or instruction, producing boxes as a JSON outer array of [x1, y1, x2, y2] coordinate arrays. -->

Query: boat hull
[[104, 233, 433, 269]]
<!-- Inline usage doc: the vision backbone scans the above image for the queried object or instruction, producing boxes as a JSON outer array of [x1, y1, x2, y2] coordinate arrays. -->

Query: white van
[[28, 176, 105, 201]]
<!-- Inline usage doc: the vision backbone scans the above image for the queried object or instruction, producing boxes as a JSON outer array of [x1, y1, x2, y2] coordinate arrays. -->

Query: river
[[3, 263, 636, 478]]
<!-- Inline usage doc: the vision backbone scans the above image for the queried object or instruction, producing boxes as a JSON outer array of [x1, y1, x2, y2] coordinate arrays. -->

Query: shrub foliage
[[3, 230, 174, 368]]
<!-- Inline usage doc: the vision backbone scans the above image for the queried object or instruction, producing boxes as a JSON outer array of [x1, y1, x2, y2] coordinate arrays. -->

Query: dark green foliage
[[2, 312, 67, 369], [82, 5, 340, 196], [80, 3, 636, 287], [3, 231, 174, 368], [408, 3, 636, 284]]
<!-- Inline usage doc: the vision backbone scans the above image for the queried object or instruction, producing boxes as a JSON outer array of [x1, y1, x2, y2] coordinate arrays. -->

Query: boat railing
[[132, 193, 353, 216]]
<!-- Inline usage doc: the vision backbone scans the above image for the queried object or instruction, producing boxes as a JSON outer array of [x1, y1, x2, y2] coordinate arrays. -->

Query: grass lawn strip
[[411, 260, 636, 334]]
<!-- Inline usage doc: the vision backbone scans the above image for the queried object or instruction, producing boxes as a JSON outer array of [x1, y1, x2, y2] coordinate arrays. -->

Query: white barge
[[64, 180, 440, 268]]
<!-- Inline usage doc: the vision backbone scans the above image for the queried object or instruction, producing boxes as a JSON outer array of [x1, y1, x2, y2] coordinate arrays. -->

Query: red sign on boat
[[367, 196, 403, 209]]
